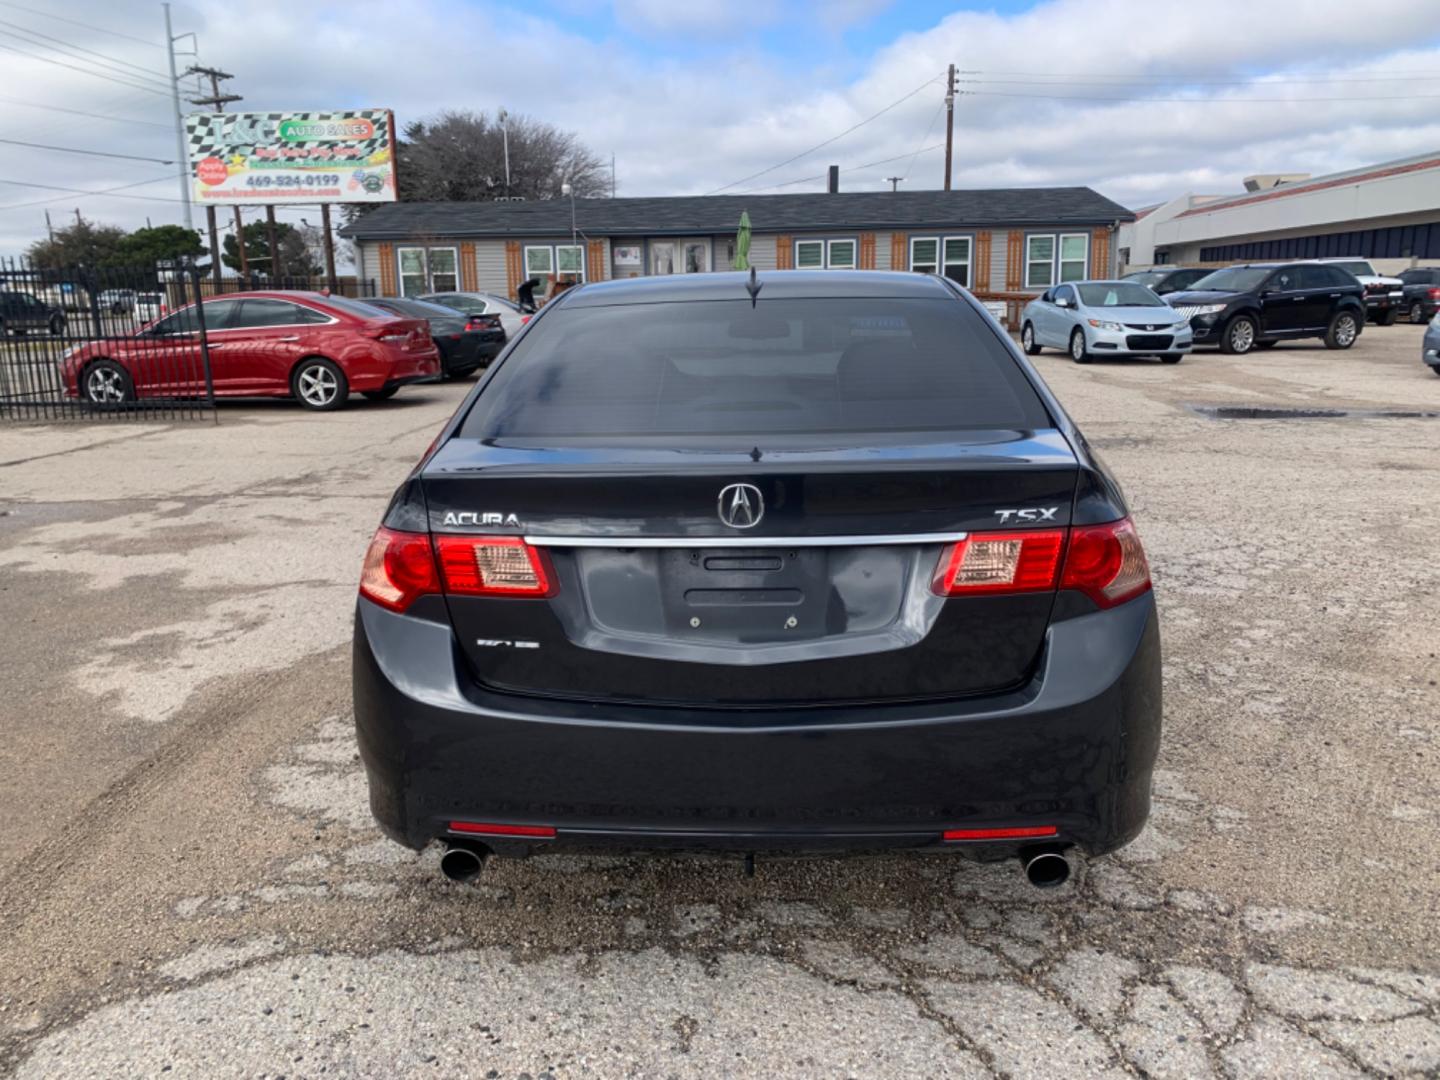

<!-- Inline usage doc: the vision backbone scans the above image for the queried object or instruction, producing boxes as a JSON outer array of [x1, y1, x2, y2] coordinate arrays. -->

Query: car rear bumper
[[352, 592, 1163, 859]]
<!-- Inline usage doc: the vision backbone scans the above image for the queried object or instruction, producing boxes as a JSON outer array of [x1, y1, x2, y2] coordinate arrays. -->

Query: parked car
[[61, 291, 440, 410], [133, 292, 166, 323], [1021, 280, 1192, 363], [419, 291, 529, 338], [1306, 258, 1404, 325], [0, 290, 66, 336], [352, 270, 1161, 890], [1424, 313, 1440, 376], [366, 297, 505, 379], [1398, 267, 1440, 324], [1119, 266, 1210, 296], [1167, 263, 1365, 354], [97, 289, 137, 314]]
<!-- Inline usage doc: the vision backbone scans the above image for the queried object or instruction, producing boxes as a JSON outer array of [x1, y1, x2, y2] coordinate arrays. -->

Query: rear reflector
[[943, 825, 1058, 841], [433, 535, 555, 597], [359, 527, 440, 613], [933, 530, 1064, 595], [448, 821, 556, 838], [1060, 517, 1151, 609]]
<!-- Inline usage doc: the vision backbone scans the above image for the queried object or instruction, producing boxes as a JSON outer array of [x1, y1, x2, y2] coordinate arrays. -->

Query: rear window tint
[[460, 298, 1051, 440]]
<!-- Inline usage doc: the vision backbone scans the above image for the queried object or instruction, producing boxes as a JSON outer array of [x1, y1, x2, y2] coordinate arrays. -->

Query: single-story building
[[339, 187, 1132, 325], [1119, 150, 1440, 273]]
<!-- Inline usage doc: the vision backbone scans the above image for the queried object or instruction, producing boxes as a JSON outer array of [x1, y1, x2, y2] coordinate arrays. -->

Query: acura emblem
[[717, 483, 763, 529]]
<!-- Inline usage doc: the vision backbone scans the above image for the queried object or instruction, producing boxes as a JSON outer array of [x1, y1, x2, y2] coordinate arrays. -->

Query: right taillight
[[932, 517, 1151, 608], [433, 535, 555, 598], [1060, 517, 1151, 608]]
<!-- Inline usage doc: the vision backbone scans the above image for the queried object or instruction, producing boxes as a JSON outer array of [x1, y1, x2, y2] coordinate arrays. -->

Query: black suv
[[1398, 267, 1440, 324], [1120, 266, 1210, 296], [1165, 263, 1365, 354], [0, 291, 65, 336]]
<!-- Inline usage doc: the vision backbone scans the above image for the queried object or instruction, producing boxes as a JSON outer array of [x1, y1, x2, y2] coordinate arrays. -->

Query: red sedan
[[62, 291, 441, 411]]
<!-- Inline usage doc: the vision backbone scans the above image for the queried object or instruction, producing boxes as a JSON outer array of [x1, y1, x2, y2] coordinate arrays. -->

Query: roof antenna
[[745, 265, 762, 307]]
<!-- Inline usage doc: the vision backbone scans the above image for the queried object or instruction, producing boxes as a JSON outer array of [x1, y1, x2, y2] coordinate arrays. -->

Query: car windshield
[[460, 297, 1053, 440], [1188, 267, 1272, 292], [370, 298, 461, 320], [1121, 271, 1164, 286], [1331, 261, 1373, 277], [318, 296, 395, 320], [1077, 283, 1165, 308]]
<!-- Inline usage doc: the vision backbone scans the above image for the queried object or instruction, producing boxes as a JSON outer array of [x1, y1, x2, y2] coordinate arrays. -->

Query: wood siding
[[377, 243, 396, 296], [890, 232, 907, 270], [1004, 230, 1023, 291], [504, 241, 523, 298], [973, 231, 992, 292], [587, 239, 606, 282], [775, 234, 793, 269], [459, 242, 478, 292], [1091, 227, 1111, 277], [858, 233, 877, 270]]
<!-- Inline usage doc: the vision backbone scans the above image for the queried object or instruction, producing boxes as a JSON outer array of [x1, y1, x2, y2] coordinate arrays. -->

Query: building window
[[397, 246, 459, 296], [1025, 235, 1056, 289], [827, 239, 856, 269], [524, 244, 586, 299], [556, 244, 585, 281], [910, 236, 972, 285], [524, 245, 554, 280], [795, 240, 824, 268], [1059, 234, 1088, 282]]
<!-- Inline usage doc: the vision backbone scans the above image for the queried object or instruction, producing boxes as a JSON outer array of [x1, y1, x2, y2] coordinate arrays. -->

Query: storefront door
[[650, 240, 710, 275]]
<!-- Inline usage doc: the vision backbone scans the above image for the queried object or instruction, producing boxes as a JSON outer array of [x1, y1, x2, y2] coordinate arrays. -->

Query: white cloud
[[0, 0, 1437, 261]]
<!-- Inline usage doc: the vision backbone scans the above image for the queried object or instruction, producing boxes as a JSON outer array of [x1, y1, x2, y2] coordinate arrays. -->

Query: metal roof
[[339, 188, 1133, 240]]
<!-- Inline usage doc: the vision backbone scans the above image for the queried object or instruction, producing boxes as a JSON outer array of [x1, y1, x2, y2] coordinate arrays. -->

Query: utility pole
[[611, 152, 616, 198], [163, 3, 193, 229], [320, 204, 336, 292], [498, 108, 511, 198], [44, 210, 53, 242], [74, 208, 83, 227], [943, 62, 956, 192], [886, 176, 902, 192], [265, 206, 282, 281], [187, 65, 246, 287]]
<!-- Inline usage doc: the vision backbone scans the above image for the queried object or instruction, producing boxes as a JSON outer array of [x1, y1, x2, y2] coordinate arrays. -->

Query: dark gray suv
[[0, 291, 65, 336]]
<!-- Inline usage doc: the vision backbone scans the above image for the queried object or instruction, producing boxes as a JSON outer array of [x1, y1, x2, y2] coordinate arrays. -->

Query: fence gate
[[0, 257, 216, 422]]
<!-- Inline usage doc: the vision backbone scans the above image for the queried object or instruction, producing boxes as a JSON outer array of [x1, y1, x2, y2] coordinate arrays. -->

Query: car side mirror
[[1055, 297, 1071, 308]]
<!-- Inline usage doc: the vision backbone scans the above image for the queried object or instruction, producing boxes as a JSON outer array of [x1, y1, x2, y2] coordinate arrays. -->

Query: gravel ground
[[0, 324, 1436, 1078]]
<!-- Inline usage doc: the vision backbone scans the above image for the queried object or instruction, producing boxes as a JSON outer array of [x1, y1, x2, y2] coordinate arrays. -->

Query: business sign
[[185, 110, 397, 204]]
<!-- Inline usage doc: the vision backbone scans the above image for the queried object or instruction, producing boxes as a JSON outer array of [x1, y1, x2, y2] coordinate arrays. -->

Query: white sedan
[[1021, 280, 1192, 364]]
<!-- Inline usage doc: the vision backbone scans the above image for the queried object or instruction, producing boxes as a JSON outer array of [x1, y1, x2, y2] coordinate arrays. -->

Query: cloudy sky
[[2, 0, 1440, 261]]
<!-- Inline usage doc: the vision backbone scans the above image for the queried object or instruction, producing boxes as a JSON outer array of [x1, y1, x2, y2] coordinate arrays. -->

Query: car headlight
[[1086, 319, 1125, 332], [1190, 304, 1228, 317]]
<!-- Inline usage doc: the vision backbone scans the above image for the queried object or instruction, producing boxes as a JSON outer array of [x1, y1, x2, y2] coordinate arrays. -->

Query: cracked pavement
[[0, 329, 1437, 1078]]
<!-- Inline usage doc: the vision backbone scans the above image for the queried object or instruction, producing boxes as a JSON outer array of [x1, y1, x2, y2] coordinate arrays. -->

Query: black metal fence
[[0, 256, 377, 422]]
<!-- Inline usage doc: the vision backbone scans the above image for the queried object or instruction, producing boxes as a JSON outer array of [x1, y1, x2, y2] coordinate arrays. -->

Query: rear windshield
[[460, 298, 1052, 440], [319, 296, 394, 320], [370, 298, 461, 320], [1078, 283, 1165, 307], [1121, 271, 1164, 286], [1329, 261, 1374, 277]]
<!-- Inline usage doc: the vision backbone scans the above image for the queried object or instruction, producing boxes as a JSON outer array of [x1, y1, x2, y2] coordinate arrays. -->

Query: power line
[[0, 0, 163, 49], [0, 95, 170, 130], [0, 174, 185, 212], [735, 143, 946, 195], [0, 137, 174, 164], [961, 87, 1440, 104], [706, 73, 945, 195], [960, 69, 1440, 85], [0, 39, 171, 96], [0, 18, 172, 83]]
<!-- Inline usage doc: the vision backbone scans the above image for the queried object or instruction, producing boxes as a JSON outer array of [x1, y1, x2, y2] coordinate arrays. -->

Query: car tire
[[1376, 308, 1398, 327], [1021, 322, 1042, 355], [1159, 353, 1184, 364], [48, 314, 65, 337], [1068, 328, 1091, 364], [1219, 315, 1256, 355], [1324, 310, 1360, 350], [362, 387, 399, 401], [81, 360, 134, 408], [291, 357, 348, 411], [1410, 302, 1428, 325]]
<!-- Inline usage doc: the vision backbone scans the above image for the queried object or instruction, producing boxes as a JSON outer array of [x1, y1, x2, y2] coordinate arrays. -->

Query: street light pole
[[162, 3, 193, 229], [498, 108, 511, 198], [563, 181, 575, 248]]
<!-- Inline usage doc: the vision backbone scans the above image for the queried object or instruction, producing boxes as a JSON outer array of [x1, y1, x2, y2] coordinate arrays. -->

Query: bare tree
[[395, 110, 608, 203]]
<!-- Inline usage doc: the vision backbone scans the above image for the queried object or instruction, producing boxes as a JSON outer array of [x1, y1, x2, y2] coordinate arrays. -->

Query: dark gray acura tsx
[[352, 270, 1161, 889]]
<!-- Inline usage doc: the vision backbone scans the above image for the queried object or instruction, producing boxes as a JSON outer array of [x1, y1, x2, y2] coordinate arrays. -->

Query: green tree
[[222, 221, 322, 277], [116, 224, 206, 267], [25, 215, 128, 269]]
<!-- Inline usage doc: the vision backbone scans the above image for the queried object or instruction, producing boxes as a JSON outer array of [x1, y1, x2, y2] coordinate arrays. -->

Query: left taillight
[[433, 535, 555, 598], [359, 527, 440, 612], [360, 530, 556, 611]]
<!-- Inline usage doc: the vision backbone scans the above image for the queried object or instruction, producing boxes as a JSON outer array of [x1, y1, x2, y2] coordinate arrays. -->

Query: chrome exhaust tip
[[1020, 846, 1071, 889], [440, 843, 488, 883]]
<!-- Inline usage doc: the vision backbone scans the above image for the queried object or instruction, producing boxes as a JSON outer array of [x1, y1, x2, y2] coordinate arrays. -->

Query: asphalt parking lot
[[0, 323, 1436, 1078]]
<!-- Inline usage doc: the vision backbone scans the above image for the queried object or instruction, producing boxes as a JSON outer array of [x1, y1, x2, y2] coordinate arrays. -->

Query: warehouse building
[[1120, 151, 1440, 273], [339, 186, 1132, 326]]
